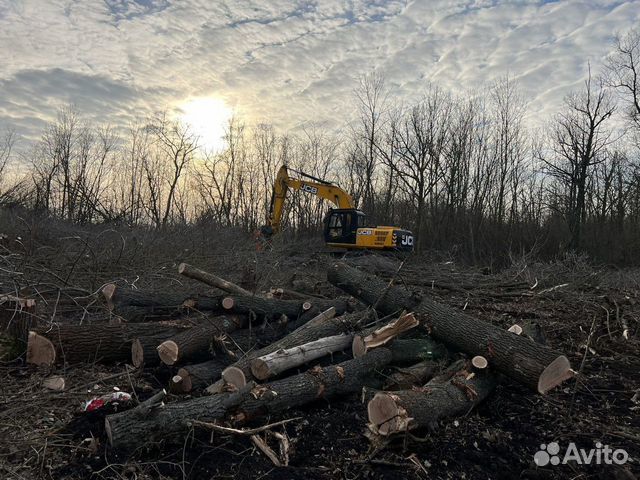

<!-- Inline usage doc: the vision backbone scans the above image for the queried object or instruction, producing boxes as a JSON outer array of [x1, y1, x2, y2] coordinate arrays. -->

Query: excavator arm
[[264, 165, 355, 234]]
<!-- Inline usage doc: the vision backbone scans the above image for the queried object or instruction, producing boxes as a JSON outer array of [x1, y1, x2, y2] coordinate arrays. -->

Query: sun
[[178, 97, 233, 151]]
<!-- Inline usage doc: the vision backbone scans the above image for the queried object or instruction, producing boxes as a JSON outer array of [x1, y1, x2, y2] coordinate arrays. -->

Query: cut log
[[368, 361, 497, 436], [328, 263, 574, 394], [132, 316, 245, 368], [352, 313, 418, 358], [170, 359, 228, 393], [205, 309, 372, 393], [384, 360, 439, 390], [235, 348, 392, 422], [28, 323, 185, 366], [221, 295, 349, 320], [250, 333, 353, 380], [157, 324, 220, 366], [106, 383, 255, 449], [108, 348, 392, 450], [178, 263, 252, 295], [103, 284, 223, 321]]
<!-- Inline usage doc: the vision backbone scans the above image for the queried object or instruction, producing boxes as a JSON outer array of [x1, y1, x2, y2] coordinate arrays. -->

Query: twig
[[189, 417, 302, 436]]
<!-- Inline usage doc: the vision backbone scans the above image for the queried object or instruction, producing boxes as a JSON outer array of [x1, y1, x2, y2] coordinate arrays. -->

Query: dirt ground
[[0, 211, 639, 479]]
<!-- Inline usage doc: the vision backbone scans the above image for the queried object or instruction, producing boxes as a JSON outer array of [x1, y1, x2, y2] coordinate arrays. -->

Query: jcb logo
[[401, 235, 414, 246], [301, 184, 318, 194]]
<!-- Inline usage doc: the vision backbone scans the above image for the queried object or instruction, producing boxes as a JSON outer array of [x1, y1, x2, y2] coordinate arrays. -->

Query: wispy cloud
[[0, 0, 638, 141]]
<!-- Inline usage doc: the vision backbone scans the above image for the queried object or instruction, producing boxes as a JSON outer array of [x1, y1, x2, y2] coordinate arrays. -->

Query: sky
[[0, 0, 639, 150]]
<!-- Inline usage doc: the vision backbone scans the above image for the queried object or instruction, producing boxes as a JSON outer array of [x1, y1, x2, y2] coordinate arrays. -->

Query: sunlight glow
[[178, 97, 232, 152]]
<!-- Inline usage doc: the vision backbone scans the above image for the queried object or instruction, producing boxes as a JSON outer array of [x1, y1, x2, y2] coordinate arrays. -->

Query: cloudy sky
[[0, 0, 638, 149]]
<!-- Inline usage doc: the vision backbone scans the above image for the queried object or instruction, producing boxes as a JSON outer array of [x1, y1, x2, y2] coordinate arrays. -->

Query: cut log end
[[102, 284, 117, 311], [131, 339, 144, 368], [157, 340, 179, 366], [302, 301, 312, 311], [222, 366, 246, 390], [367, 393, 410, 436], [176, 368, 193, 393], [177, 262, 187, 274], [222, 297, 235, 310], [471, 355, 488, 370], [507, 324, 523, 335], [42, 375, 66, 391], [26, 331, 56, 366], [352, 335, 366, 358], [538, 355, 574, 394], [250, 358, 270, 381]]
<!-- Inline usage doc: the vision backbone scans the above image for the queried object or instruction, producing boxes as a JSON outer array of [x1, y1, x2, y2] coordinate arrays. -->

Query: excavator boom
[[266, 165, 355, 234]]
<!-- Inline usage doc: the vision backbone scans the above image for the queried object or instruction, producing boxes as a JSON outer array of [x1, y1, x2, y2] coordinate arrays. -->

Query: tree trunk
[[28, 323, 185, 366], [328, 263, 573, 394], [102, 284, 223, 321], [106, 383, 255, 449], [205, 309, 372, 393], [220, 295, 349, 320], [368, 359, 497, 436], [235, 348, 392, 422], [250, 334, 353, 380]]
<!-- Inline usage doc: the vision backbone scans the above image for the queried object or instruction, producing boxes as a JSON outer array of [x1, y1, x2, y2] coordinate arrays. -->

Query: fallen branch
[[178, 263, 252, 296]]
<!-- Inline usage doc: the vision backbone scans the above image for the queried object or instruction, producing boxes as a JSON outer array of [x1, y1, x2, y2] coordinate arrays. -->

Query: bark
[[328, 263, 573, 394], [178, 263, 252, 296], [102, 284, 223, 322], [108, 349, 392, 450], [27, 323, 185, 366], [235, 348, 392, 422], [170, 359, 229, 393], [368, 360, 497, 436], [106, 383, 255, 449], [221, 295, 349, 320], [205, 309, 372, 394], [1, 296, 36, 346], [384, 360, 440, 390], [250, 333, 354, 380]]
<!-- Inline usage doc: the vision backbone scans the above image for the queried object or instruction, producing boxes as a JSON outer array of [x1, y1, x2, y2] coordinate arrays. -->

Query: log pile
[[4, 260, 577, 458]]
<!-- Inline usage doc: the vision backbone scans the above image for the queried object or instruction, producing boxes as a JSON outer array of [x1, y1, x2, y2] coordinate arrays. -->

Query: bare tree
[[350, 71, 387, 216], [145, 114, 199, 228], [605, 28, 640, 129], [0, 129, 15, 186], [541, 69, 616, 250]]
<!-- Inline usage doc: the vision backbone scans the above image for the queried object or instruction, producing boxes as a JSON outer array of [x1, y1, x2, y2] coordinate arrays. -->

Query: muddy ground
[[0, 212, 638, 479]]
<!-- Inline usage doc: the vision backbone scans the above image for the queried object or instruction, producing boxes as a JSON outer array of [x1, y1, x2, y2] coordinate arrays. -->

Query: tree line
[[1, 28, 639, 264]]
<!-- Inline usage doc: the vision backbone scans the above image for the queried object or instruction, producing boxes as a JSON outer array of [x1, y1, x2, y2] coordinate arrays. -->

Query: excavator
[[260, 165, 414, 251]]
